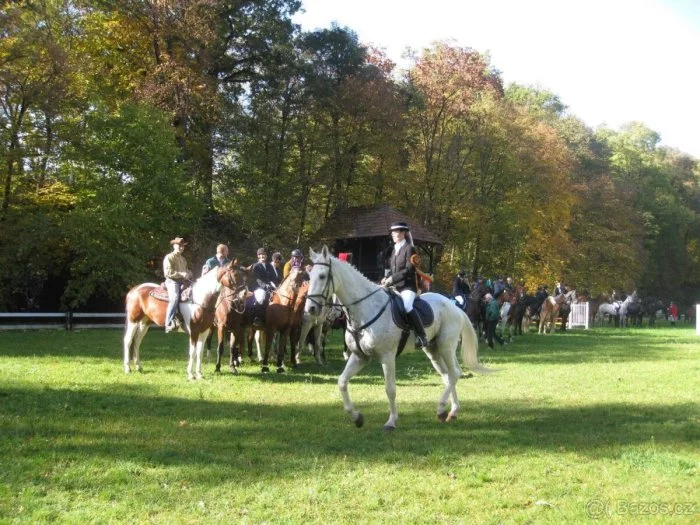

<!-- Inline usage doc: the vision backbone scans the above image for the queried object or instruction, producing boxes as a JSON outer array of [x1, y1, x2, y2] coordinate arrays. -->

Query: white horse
[[596, 301, 621, 324], [618, 291, 638, 327], [499, 301, 511, 341], [304, 246, 491, 430]]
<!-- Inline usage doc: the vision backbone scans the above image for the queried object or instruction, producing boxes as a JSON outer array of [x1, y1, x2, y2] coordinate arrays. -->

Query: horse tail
[[460, 314, 492, 374]]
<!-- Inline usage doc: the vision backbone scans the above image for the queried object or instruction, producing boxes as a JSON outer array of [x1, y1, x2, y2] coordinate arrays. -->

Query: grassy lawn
[[0, 324, 698, 523]]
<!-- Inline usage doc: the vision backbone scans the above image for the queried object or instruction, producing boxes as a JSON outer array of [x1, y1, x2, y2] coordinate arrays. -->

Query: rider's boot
[[407, 309, 429, 350]]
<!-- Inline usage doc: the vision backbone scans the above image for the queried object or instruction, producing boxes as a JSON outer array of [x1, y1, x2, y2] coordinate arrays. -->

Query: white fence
[[569, 302, 589, 329], [0, 312, 126, 331]]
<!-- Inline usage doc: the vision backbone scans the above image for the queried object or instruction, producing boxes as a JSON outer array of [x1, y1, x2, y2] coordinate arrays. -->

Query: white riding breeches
[[400, 289, 417, 312], [254, 288, 266, 304]]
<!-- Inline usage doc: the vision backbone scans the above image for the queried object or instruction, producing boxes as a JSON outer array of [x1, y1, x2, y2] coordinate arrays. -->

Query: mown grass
[[0, 324, 698, 524]]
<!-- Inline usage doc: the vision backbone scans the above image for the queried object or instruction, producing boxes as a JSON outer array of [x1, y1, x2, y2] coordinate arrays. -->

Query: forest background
[[1, 0, 698, 312]]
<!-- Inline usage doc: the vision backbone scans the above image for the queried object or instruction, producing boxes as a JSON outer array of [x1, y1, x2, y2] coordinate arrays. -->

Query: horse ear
[[309, 247, 317, 260], [321, 245, 329, 259]]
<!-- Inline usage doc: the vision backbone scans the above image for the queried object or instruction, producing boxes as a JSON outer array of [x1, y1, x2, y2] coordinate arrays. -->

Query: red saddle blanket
[[149, 283, 192, 302]]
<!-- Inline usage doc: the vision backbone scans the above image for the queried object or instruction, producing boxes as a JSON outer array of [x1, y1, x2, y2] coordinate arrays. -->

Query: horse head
[[218, 259, 247, 292], [306, 246, 335, 316]]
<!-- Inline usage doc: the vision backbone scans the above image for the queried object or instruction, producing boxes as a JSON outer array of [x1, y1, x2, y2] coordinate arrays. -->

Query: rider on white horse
[[163, 237, 192, 333], [380, 222, 428, 350]]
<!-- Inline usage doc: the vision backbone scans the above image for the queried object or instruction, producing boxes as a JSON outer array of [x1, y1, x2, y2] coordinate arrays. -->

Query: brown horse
[[245, 267, 306, 373], [213, 285, 251, 374], [538, 290, 576, 334], [123, 262, 245, 379], [288, 280, 310, 366]]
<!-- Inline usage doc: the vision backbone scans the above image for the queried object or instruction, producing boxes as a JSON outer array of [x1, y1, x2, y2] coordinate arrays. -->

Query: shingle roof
[[311, 204, 443, 244]]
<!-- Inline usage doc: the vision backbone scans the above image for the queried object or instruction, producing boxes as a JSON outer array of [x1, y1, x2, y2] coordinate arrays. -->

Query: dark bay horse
[[466, 285, 488, 338], [213, 285, 250, 374], [123, 262, 245, 379]]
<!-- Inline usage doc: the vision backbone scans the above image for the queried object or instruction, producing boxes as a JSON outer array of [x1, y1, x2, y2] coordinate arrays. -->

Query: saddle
[[388, 291, 434, 356], [149, 282, 193, 303], [389, 292, 435, 330]]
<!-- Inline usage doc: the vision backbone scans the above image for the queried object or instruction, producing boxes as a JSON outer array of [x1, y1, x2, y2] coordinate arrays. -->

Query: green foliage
[[0, 5, 698, 308], [59, 103, 201, 308]]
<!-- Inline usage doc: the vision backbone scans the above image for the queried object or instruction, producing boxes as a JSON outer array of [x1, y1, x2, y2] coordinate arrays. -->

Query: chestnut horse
[[242, 267, 306, 373], [123, 262, 245, 379], [538, 290, 576, 334]]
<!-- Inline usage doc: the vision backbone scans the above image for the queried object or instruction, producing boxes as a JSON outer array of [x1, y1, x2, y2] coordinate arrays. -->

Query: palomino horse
[[123, 262, 245, 379], [538, 290, 576, 334], [304, 246, 491, 430]]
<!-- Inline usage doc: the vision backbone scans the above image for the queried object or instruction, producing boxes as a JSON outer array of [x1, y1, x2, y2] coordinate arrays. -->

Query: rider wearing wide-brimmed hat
[[163, 237, 192, 333], [381, 222, 428, 349]]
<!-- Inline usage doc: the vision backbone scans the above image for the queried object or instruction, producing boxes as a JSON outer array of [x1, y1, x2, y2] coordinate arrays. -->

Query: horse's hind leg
[[123, 321, 138, 373], [425, 346, 460, 422], [130, 321, 150, 372], [338, 352, 370, 427]]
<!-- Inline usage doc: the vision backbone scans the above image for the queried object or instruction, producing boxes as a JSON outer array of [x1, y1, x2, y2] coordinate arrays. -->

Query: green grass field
[[1, 325, 698, 523]]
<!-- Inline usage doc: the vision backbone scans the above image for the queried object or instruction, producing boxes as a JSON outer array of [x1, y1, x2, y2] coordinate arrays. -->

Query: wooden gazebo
[[310, 204, 443, 282]]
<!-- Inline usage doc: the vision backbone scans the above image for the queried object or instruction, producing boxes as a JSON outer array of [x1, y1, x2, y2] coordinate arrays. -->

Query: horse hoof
[[196, 375, 203, 381], [124, 367, 131, 374], [354, 413, 364, 428], [383, 424, 396, 432], [446, 413, 458, 422], [215, 367, 221, 374], [261, 366, 270, 374], [276, 367, 285, 374], [136, 365, 143, 373], [437, 411, 448, 423]]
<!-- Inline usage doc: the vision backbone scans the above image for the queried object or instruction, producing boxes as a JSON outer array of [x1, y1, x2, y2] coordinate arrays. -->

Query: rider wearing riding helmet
[[252, 247, 274, 324], [283, 248, 304, 279], [381, 222, 428, 350]]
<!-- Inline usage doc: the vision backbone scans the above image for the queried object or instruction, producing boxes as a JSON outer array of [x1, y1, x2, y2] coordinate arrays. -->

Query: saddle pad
[[390, 293, 435, 330], [148, 283, 192, 302]]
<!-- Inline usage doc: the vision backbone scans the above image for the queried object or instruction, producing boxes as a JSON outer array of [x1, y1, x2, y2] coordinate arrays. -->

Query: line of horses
[[123, 262, 344, 379], [458, 285, 578, 340]]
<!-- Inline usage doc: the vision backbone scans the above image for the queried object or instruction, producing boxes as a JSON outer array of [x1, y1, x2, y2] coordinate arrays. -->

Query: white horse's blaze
[[306, 246, 491, 429]]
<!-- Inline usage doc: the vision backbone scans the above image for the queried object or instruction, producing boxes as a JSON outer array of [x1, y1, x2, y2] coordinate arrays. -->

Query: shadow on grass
[[1, 382, 697, 484]]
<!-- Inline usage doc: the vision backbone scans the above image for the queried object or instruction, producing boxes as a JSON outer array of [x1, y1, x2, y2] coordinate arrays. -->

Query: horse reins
[[307, 259, 393, 350]]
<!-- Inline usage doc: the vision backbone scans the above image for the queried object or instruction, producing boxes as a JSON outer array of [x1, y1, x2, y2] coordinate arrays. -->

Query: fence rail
[[0, 312, 126, 330]]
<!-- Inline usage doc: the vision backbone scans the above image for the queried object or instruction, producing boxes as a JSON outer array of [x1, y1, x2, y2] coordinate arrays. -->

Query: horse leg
[[187, 338, 197, 381], [423, 346, 459, 422], [123, 321, 138, 373], [338, 352, 370, 427], [277, 329, 289, 373], [215, 325, 225, 373], [255, 330, 264, 363], [313, 323, 325, 365], [131, 320, 150, 372], [195, 331, 207, 380], [379, 355, 398, 431]]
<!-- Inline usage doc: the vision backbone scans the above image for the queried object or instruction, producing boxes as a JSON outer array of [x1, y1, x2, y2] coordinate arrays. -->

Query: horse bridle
[[305, 261, 336, 310], [306, 258, 392, 336]]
